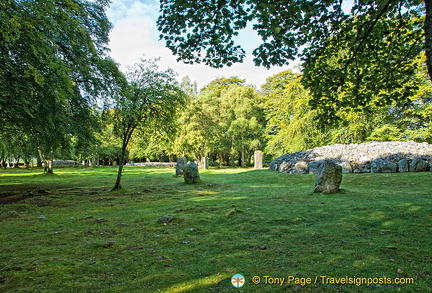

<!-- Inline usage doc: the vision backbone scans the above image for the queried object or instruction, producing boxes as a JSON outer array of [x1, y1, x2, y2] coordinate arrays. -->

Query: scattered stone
[[95, 218, 106, 223], [182, 240, 191, 244], [409, 157, 429, 172], [38, 215, 47, 220], [189, 228, 198, 232], [155, 256, 168, 261], [226, 207, 242, 216], [102, 241, 115, 248], [397, 159, 410, 172], [314, 160, 342, 194], [397, 268, 404, 274], [308, 161, 323, 174], [294, 161, 308, 174], [158, 215, 174, 223], [339, 161, 353, 173], [250, 245, 267, 250], [371, 159, 397, 173], [117, 223, 129, 226], [183, 162, 200, 184], [83, 215, 93, 219], [176, 157, 187, 176]]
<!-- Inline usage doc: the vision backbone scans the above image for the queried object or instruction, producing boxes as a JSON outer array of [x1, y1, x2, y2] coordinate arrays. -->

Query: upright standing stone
[[176, 157, 187, 176], [199, 157, 209, 169], [314, 160, 342, 194], [254, 151, 263, 169], [183, 162, 200, 184]]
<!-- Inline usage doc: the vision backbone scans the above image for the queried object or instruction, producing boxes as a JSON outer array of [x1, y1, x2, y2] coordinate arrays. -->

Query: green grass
[[0, 167, 431, 292]]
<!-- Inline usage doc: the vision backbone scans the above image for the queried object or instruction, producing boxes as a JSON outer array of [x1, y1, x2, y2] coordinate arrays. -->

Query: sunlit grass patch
[[0, 167, 431, 292]]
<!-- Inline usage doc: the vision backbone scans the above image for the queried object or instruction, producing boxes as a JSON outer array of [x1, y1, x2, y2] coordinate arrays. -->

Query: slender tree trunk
[[44, 159, 54, 174], [112, 156, 124, 190], [112, 127, 134, 191], [241, 144, 245, 168], [14, 156, 20, 168], [425, 0, 432, 81], [37, 149, 43, 167]]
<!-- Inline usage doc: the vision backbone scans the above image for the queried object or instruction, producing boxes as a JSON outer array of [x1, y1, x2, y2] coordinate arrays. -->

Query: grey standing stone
[[183, 162, 200, 184], [176, 157, 187, 176], [397, 159, 409, 172], [314, 160, 342, 194], [254, 151, 263, 169], [200, 157, 209, 170], [409, 157, 429, 172]]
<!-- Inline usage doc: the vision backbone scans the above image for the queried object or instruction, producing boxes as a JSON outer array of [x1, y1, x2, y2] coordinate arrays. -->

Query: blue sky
[[106, 0, 296, 90]]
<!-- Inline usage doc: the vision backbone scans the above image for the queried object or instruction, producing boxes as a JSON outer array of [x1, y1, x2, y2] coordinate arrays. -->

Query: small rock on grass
[[102, 241, 115, 248]]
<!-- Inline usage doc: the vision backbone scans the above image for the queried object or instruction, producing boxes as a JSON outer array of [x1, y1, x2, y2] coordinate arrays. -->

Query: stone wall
[[270, 141, 432, 174]]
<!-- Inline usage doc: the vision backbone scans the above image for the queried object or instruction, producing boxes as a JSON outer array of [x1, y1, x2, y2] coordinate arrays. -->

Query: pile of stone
[[270, 141, 432, 174], [133, 162, 177, 168]]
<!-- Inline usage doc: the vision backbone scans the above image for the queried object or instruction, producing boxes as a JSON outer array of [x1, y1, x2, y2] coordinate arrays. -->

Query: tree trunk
[[14, 156, 20, 168], [241, 145, 245, 168], [112, 137, 129, 190], [425, 0, 432, 81], [112, 160, 124, 190], [44, 159, 54, 174], [37, 149, 43, 167]]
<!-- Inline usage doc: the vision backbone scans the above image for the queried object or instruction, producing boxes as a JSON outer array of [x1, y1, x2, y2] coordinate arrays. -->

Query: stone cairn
[[270, 141, 432, 174]]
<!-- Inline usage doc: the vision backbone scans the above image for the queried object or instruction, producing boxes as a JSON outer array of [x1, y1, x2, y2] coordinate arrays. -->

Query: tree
[[157, 0, 426, 123], [262, 71, 329, 155], [110, 58, 185, 191], [0, 0, 122, 172]]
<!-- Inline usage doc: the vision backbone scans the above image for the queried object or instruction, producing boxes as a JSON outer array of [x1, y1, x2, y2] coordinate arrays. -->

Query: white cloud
[[106, 0, 299, 90]]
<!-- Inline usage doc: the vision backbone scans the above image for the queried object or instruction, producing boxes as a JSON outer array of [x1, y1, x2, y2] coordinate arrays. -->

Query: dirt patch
[[0, 187, 49, 204]]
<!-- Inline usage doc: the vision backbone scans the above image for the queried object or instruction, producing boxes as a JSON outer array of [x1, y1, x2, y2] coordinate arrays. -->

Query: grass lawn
[[0, 167, 431, 292]]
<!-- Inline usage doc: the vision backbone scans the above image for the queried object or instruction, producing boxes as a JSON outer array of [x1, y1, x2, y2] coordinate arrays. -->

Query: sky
[[105, 0, 298, 90]]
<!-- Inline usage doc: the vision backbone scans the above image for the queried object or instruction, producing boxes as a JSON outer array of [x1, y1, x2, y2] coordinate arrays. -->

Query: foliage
[[108, 58, 185, 190], [173, 77, 265, 166], [263, 71, 328, 155], [157, 0, 426, 123], [0, 0, 122, 172]]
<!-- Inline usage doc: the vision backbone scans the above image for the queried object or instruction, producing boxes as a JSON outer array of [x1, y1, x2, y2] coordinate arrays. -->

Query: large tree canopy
[[158, 0, 427, 123], [0, 0, 122, 171]]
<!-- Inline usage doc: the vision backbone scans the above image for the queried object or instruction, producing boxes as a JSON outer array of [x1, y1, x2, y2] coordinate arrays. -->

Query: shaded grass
[[0, 167, 431, 292]]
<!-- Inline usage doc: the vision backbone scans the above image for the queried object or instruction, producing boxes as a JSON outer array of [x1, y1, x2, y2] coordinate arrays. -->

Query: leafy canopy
[[158, 0, 426, 123]]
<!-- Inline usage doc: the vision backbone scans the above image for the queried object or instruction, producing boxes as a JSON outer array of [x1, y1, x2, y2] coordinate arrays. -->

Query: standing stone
[[314, 160, 342, 194], [409, 157, 429, 172], [183, 162, 200, 184], [254, 151, 263, 169], [199, 157, 209, 170], [397, 159, 409, 172], [176, 157, 187, 176]]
